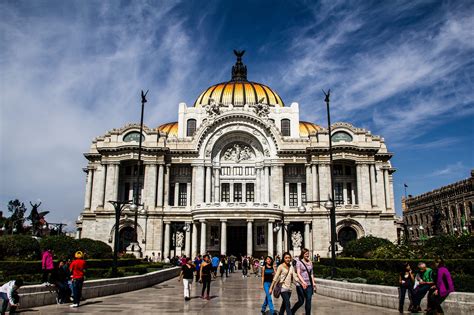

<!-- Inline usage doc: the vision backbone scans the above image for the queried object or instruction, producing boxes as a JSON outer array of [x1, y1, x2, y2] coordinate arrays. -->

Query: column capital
[[304, 221, 311, 225], [164, 221, 171, 225], [268, 219, 275, 223], [220, 219, 228, 222], [199, 219, 207, 223], [247, 219, 254, 223]]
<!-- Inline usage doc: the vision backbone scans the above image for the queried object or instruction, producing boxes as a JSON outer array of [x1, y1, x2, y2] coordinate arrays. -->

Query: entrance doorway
[[338, 226, 357, 248], [119, 226, 135, 252], [227, 225, 247, 256]]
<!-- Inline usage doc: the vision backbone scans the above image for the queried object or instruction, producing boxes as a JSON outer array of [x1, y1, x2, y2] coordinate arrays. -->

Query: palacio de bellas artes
[[77, 51, 397, 260]]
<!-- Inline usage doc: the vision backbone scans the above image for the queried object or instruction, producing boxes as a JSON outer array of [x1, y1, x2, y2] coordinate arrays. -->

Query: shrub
[[341, 235, 392, 258], [0, 235, 41, 260], [39, 236, 77, 259], [75, 238, 113, 259]]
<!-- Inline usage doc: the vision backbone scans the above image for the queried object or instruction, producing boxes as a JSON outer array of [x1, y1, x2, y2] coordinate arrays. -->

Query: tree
[[6, 199, 27, 234]]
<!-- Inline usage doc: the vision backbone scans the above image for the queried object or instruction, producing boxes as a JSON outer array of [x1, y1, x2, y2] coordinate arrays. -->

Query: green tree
[[5, 199, 27, 234], [341, 235, 392, 258]]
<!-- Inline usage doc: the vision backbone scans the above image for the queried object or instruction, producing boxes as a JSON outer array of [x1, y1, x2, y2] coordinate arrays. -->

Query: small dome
[[299, 121, 320, 137], [194, 50, 284, 108], [158, 122, 178, 137]]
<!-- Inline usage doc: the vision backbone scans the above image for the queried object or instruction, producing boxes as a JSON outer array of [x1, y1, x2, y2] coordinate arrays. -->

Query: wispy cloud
[[431, 161, 467, 177], [409, 137, 461, 150]]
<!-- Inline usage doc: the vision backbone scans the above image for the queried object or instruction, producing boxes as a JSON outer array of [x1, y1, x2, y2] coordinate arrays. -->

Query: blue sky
[[1, 0, 473, 229]]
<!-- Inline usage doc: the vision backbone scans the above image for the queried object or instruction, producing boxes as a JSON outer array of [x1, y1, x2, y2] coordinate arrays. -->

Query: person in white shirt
[[0, 279, 23, 314]]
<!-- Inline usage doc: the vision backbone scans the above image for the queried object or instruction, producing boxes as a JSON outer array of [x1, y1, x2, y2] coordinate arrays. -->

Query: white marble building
[[77, 52, 397, 259]]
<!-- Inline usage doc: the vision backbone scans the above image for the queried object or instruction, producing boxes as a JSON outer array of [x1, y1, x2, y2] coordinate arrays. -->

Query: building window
[[124, 182, 130, 201], [335, 182, 344, 205], [345, 166, 352, 176], [178, 183, 187, 206], [245, 167, 255, 175], [169, 183, 175, 206], [281, 119, 291, 136], [210, 226, 219, 246], [289, 183, 298, 207], [302, 183, 307, 203], [221, 183, 230, 202], [246, 183, 254, 202], [347, 183, 353, 204], [186, 119, 196, 137], [233, 167, 243, 176], [333, 165, 343, 175], [234, 183, 242, 202], [221, 167, 231, 176], [256, 226, 265, 245]]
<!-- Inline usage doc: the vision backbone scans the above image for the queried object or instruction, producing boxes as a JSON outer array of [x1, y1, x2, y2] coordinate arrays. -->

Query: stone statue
[[205, 98, 221, 117], [254, 97, 270, 118], [291, 231, 303, 249], [176, 231, 184, 248], [223, 143, 253, 163], [28, 201, 49, 236]]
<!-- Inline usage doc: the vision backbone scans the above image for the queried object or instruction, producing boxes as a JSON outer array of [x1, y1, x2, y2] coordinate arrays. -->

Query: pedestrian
[[41, 248, 54, 285], [269, 252, 300, 315], [199, 254, 212, 300], [426, 258, 454, 315], [411, 262, 434, 312], [178, 257, 195, 301], [211, 255, 220, 278], [69, 251, 86, 308], [0, 279, 23, 315], [398, 262, 414, 313], [260, 256, 276, 315], [194, 255, 202, 282], [292, 248, 316, 315], [275, 255, 281, 267], [219, 257, 225, 277], [50, 260, 70, 304], [242, 256, 249, 277]]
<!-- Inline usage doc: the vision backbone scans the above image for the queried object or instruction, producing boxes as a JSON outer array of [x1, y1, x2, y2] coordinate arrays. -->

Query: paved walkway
[[21, 273, 397, 314]]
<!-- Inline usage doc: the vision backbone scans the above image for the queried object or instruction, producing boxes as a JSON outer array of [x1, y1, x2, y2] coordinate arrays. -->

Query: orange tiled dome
[[299, 121, 320, 137]]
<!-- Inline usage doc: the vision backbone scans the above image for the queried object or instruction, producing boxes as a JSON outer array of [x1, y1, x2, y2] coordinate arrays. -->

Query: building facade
[[403, 170, 474, 242], [77, 52, 398, 259]]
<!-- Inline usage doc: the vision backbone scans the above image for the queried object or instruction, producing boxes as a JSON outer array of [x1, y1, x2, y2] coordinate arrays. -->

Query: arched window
[[281, 119, 291, 136], [186, 119, 196, 137]]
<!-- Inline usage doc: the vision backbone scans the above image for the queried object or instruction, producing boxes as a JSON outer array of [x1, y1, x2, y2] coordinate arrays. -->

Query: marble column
[[369, 164, 378, 207], [256, 168, 261, 202], [361, 164, 371, 207], [174, 183, 179, 207], [163, 222, 170, 260], [192, 222, 198, 257], [163, 165, 170, 206], [306, 165, 313, 202], [343, 184, 348, 205], [297, 182, 302, 207], [196, 166, 205, 204], [318, 164, 329, 201], [304, 222, 310, 249], [186, 183, 191, 207], [264, 166, 270, 202], [277, 227, 283, 257], [200, 220, 207, 254], [157, 164, 164, 206], [283, 223, 289, 252], [205, 166, 212, 203], [84, 168, 94, 210], [312, 164, 319, 203], [267, 221, 274, 256], [144, 164, 157, 210], [356, 164, 363, 205], [104, 164, 118, 210], [285, 183, 290, 206], [185, 223, 191, 258], [92, 164, 106, 209], [221, 220, 227, 255], [384, 169, 391, 209], [214, 168, 220, 202], [247, 220, 253, 256], [270, 165, 284, 205]]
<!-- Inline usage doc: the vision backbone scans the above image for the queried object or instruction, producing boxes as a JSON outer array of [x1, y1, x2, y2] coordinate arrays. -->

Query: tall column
[[205, 166, 212, 203], [157, 164, 164, 206], [306, 165, 312, 202], [144, 164, 157, 210], [304, 222, 310, 249], [383, 169, 391, 209], [343, 184, 348, 205], [230, 183, 234, 202], [104, 164, 117, 210], [270, 165, 284, 205], [277, 227, 283, 257], [267, 221, 274, 256], [163, 165, 170, 206], [318, 164, 329, 201], [163, 222, 170, 260], [264, 166, 270, 202], [283, 223, 289, 252], [361, 164, 371, 207], [242, 183, 247, 202], [174, 183, 179, 207], [192, 222, 198, 257], [256, 168, 262, 202], [356, 164, 363, 205], [92, 164, 106, 209], [84, 168, 94, 210], [186, 183, 191, 207], [247, 220, 253, 256], [196, 166, 205, 204], [285, 183, 290, 206], [214, 168, 220, 202], [297, 182, 302, 207], [185, 223, 191, 258], [221, 220, 227, 255], [312, 164, 319, 202], [200, 220, 207, 254], [369, 164, 378, 207]]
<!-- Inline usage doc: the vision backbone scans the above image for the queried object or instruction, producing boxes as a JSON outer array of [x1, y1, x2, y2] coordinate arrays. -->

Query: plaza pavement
[[20, 272, 397, 314]]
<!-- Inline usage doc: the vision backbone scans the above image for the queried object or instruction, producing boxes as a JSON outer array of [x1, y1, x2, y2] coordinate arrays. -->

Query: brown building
[[403, 170, 474, 242]]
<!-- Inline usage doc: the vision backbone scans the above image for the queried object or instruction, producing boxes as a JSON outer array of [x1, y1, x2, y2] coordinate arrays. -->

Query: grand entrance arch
[[119, 226, 135, 252]]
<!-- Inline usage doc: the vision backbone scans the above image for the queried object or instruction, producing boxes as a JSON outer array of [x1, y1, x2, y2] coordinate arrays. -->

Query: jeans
[[280, 291, 292, 315], [56, 281, 70, 303], [72, 278, 84, 305], [1, 291, 19, 315], [413, 284, 431, 307], [183, 278, 192, 298], [427, 293, 447, 315], [201, 276, 211, 297], [261, 282, 274, 314], [292, 285, 313, 314], [242, 266, 248, 276], [42, 269, 53, 283], [398, 285, 413, 312]]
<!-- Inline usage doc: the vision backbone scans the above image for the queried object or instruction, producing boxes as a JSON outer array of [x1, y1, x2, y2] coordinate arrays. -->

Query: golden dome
[[299, 121, 320, 137], [158, 121, 178, 137], [194, 50, 284, 108]]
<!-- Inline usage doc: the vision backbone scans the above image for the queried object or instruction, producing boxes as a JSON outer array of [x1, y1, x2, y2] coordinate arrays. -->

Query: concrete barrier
[[316, 278, 474, 314], [18, 267, 180, 308]]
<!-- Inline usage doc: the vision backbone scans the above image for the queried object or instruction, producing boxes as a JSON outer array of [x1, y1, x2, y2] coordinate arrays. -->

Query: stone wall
[[316, 278, 474, 314], [18, 267, 180, 308]]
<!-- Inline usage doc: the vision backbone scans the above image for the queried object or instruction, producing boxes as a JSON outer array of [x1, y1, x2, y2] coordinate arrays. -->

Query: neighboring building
[[77, 52, 397, 259], [403, 170, 474, 242]]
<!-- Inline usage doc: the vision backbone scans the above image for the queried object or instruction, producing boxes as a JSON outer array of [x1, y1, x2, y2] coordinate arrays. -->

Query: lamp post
[[108, 200, 133, 276]]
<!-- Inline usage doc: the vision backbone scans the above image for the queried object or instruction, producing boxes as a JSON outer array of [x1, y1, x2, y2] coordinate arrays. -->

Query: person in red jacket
[[69, 251, 86, 308]]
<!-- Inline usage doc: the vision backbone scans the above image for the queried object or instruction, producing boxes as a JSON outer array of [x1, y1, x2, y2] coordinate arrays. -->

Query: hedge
[[0, 235, 41, 260]]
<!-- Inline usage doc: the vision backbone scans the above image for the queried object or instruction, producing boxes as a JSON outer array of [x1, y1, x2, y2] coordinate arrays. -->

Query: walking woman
[[178, 257, 195, 301], [426, 258, 454, 315], [292, 248, 316, 314], [398, 262, 414, 313], [269, 252, 299, 315], [261, 256, 276, 315], [199, 254, 212, 300]]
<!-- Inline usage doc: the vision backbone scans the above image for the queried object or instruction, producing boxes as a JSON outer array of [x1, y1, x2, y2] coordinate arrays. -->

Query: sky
[[1, 0, 473, 230]]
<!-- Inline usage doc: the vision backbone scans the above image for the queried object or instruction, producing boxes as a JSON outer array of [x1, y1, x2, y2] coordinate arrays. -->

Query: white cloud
[[431, 162, 467, 177]]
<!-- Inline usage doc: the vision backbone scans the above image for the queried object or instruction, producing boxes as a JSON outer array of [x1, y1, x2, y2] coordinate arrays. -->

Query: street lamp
[[108, 200, 134, 276]]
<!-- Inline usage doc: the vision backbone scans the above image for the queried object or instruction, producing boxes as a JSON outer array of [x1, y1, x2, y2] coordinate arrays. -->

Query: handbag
[[273, 266, 290, 298]]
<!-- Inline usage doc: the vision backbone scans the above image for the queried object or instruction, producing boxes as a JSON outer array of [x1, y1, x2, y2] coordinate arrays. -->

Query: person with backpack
[[0, 279, 23, 315], [292, 248, 316, 314], [69, 251, 86, 308], [269, 252, 300, 315]]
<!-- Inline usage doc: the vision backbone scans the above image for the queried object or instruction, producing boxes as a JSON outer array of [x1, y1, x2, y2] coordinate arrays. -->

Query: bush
[[38, 236, 113, 260], [0, 235, 41, 260], [341, 235, 392, 258], [75, 238, 113, 259]]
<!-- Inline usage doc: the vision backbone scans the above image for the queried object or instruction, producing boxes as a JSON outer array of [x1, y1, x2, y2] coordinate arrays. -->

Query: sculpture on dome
[[254, 97, 270, 118], [231, 50, 247, 81], [291, 231, 303, 249], [223, 143, 253, 163], [205, 98, 221, 117]]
